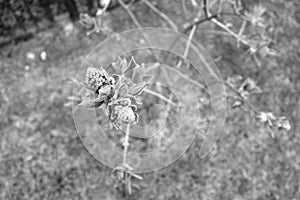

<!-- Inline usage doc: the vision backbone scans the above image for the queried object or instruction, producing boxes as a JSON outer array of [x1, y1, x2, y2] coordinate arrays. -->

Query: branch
[[183, 24, 197, 58], [175, 24, 197, 68], [202, 0, 252, 47], [183, 15, 218, 33], [144, 88, 180, 107], [141, 0, 178, 31], [117, 0, 173, 85]]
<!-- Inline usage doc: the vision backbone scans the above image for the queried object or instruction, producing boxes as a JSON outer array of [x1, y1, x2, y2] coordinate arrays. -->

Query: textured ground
[[0, 0, 300, 199]]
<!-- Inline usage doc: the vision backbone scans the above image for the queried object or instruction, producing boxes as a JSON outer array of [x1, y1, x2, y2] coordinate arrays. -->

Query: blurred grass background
[[0, 0, 300, 199]]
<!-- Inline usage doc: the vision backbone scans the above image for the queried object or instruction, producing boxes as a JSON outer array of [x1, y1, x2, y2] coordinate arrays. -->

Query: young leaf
[[78, 98, 104, 108], [79, 13, 94, 28], [120, 58, 128, 73], [129, 83, 146, 96], [128, 171, 143, 180], [118, 84, 129, 97], [124, 56, 138, 74], [131, 96, 143, 105], [123, 163, 134, 171], [132, 68, 142, 84], [78, 94, 104, 108], [130, 105, 137, 112], [70, 77, 82, 87], [81, 82, 95, 92], [112, 57, 123, 74], [142, 75, 153, 83], [139, 63, 145, 77]]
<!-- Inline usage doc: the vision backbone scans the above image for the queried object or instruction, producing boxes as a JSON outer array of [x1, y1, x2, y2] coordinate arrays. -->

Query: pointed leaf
[[64, 102, 73, 107], [129, 82, 146, 96], [130, 105, 137, 112], [100, 66, 110, 79], [118, 84, 129, 97], [123, 163, 134, 171], [120, 58, 128, 73], [128, 171, 143, 180], [124, 56, 138, 74], [139, 63, 145, 77], [78, 97, 104, 108], [142, 75, 153, 83], [131, 96, 143, 105], [111, 57, 123, 73], [70, 77, 82, 87], [132, 68, 142, 83], [81, 82, 95, 92]]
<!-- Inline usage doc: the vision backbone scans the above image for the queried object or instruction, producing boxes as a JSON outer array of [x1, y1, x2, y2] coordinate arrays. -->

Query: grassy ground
[[0, 0, 300, 199]]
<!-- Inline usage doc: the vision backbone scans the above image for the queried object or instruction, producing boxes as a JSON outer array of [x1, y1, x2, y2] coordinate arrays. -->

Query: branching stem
[[141, 0, 178, 31]]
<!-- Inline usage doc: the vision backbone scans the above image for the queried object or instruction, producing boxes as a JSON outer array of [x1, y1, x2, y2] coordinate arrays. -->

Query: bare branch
[[141, 0, 178, 31]]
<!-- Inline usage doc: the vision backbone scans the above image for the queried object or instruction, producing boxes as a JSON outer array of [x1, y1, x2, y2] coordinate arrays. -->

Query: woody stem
[[123, 124, 131, 164]]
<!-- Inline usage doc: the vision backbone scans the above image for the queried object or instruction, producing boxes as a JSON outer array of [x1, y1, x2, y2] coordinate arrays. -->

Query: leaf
[[132, 68, 142, 84], [100, 66, 110, 79], [98, 85, 112, 98], [139, 63, 145, 77], [232, 99, 243, 108], [81, 81, 95, 92], [120, 58, 128, 73], [78, 97, 104, 108], [124, 56, 138, 74], [99, 0, 111, 7], [67, 96, 81, 102], [142, 75, 153, 83], [123, 163, 134, 171], [129, 83, 146, 96], [112, 58, 122, 74], [131, 96, 143, 105], [134, 113, 139, 123], [130, 105, 137, 112], [79, 13, 94, 28], [64, 102, 73, 107], [70, 77, 82, 87], [128, 171, 143, 180], [118, 84, 129, 97], [112, 57, 127, 74]]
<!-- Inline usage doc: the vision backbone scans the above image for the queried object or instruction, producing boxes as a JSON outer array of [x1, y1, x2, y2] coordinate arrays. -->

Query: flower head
[[86, 67, 115, 93], [109, 98, 138, 129]]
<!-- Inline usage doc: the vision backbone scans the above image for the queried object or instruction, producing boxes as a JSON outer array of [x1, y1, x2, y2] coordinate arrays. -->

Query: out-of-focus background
[[0, 0, 300, 199]]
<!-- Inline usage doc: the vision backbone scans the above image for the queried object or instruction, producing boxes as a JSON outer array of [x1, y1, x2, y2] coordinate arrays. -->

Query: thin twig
[[183, 15, 217, 33], [146, 64, 206, 90], [141, 0, 178, 31], [117, 0, 158, 59], [182, 12, 237, 33], [176, 24, 197, 68], [224, 81, 259, 113], [203, 0, 251, 47], [117, 0, 173, 85], [144, 88, 179, 107], [181, 0, 188, 19]]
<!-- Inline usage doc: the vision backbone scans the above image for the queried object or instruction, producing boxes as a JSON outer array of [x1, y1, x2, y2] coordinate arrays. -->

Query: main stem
[[123, 124, 131, 164]]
